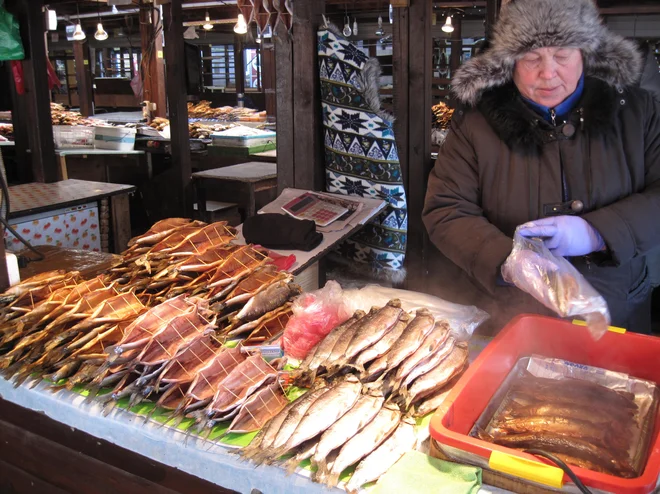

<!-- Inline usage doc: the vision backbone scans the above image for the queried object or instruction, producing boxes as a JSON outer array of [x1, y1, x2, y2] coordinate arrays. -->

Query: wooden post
[[449, 16, 462, 77], [392, 0, 432, 291], [234, 35, 246, 101], [275, 23, 294, 192], [292, 0, 325, 191], [6, 63, 31, 183], [201, 45, 213, 87], [139, 0, 166, 118], [163, 0, 193, 218], [261, 43, 276, 117], [73, 41, 94, 117], [11, 0, 58, 183], [486, 0, 501, 39]]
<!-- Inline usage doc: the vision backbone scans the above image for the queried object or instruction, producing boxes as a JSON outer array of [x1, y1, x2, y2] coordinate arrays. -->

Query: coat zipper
[[549, 109, 569, 202]]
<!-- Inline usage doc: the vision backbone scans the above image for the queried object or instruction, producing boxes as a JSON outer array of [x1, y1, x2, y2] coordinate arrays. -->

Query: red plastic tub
[[429, 314, 660, 494]]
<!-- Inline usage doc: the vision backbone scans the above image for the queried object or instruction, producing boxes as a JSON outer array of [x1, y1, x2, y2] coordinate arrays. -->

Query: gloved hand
[[517, 216, 606, 257]]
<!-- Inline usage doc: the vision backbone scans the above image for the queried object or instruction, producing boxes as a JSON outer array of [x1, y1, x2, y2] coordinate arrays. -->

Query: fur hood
[[452, 0, 643, 106]]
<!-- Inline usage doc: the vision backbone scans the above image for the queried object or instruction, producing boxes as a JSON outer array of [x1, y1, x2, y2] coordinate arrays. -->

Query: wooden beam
[[234, 35, 246, 103], [292, 0, 325, 191], [485, 0, 500, 39], [261, 43, 276, 118], [139, 1, 166, 118], [15, 0, 58, 183], [163, 0, 193, 218], [405, 0, 432, 291], [274, 23, 294, 192], [73, 41, 94, 117], [393, 7, 409, 194], [600, 6, 660, 15]]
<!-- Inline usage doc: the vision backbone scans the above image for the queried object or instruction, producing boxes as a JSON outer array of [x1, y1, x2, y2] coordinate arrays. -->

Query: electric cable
[[523, 449, 593, 494]]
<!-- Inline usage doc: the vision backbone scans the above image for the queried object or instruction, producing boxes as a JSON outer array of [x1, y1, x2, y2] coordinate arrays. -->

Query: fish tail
[[0, 354, 14, 370], [102, 399, 118, 417], [284, 456, 302, 476], [84, 386, 101, 403], [315, 459, 328, 479], [324, 471, 341, 488]]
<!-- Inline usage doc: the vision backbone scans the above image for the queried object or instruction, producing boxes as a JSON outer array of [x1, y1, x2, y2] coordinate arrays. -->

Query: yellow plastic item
[[489, 451, 564, 489], [572, 319, 626, 334]]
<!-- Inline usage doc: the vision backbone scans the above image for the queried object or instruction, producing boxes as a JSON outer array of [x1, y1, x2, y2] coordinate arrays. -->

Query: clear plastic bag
[[502, 230, 610, 339], [281, 280, 353, 359], [340, 284, 489, 341]]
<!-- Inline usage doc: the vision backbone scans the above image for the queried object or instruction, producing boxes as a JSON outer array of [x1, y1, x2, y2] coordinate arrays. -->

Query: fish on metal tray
[[345, 416, 418, 494]]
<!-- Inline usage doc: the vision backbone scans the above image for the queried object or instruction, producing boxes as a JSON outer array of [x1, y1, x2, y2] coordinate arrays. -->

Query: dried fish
[[231, 282, 301, 325], [311, 392, 384, 474], [353, 313, 410, 370], [363, 308, 435, 381], [228, 381, 289, 433], [403, 344, 469, 408], [345, 416, 418, 494], [394, 333, 454, 391], [319, 402, 401, 487]]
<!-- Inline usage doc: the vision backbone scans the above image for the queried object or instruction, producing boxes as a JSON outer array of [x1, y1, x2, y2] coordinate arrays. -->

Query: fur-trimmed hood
[[452, 0, 643, 106]]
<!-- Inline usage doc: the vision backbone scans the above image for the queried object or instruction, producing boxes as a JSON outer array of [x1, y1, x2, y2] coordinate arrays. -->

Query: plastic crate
[[429, 314, 660, 494], [53, 125, 95, 149]]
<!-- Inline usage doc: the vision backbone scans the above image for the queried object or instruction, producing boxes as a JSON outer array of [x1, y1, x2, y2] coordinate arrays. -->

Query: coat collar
[[476, 76, 619, 154]]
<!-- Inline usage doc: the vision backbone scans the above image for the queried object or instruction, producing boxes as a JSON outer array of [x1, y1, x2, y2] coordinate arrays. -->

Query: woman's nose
[[539, 60, 557, 79]]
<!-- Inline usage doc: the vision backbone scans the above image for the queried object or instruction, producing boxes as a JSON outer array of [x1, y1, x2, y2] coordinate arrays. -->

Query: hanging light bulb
[[234, 13, 248, 34], [73, 23, 86, 40], [111, 5, 119, 14], [73, 1, 85, 41], [93, 0, 107, 41], [353, 18, 358, 36], [442, 15, 454, 33], [95, 22, 108, 40], [203, 11, 213, 30]]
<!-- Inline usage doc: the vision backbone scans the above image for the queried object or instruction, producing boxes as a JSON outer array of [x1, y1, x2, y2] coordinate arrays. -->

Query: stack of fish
[[297, 300, 469, 413], [477, 372, 639, 478], [238, 300, 469, 491], [0, 218, 301, 404]]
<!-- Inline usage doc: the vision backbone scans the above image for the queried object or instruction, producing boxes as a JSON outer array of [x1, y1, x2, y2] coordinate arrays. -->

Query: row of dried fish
[[477, 372, 639, 478], [297, 300, 469, 414], [0, 218, 301, 403], [240, 373, 418, 492]]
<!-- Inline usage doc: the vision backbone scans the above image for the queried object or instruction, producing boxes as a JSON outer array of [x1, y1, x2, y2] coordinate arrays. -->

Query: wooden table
[[56, 149, 150, 182], [192, 161, 277, 221], [8, 179, 136, 254]]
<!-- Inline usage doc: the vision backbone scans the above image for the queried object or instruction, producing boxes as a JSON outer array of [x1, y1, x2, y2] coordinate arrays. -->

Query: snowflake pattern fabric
[[319, 28, 407, 272]]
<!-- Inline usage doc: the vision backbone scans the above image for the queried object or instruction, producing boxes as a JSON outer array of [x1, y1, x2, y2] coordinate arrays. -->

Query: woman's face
[[513, 47, 584, 108]]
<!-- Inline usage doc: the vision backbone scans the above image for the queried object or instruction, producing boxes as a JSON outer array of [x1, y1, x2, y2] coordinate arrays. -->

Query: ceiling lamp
[[72, 23, 86, 40], [46, 8, 58, 31], [234, 13, 248, 34], [73, 1, 86, 41], [95, 23, 108, 40], [375, 16, 384, 36], [442, 15, 454, 33], [111, 5, 119, 14], [203, 11, 213, 30], [94, 0, 108, 40]]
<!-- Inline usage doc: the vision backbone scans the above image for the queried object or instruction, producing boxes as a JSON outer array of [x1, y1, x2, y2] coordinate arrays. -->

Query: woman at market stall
[[423, 0, 660, 334]]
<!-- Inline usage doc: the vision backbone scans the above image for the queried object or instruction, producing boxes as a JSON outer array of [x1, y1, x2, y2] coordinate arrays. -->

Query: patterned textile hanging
[[318, 26, 408, 276]]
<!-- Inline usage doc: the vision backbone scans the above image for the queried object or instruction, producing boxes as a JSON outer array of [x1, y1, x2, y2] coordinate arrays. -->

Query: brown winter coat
[[423, 77, 660, 333]]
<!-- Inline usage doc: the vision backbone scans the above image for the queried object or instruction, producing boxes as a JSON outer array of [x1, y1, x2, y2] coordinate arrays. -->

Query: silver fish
[[320, 402, 401, 488], [413, 372, 464, 417], [403, 344, 468, 408], [278, 375, 362, 457], [253, 385, 329, 464], [353, 313, 410, 370], [393, 330, 453, 392], [329, 300, 403, 373], [324, 308, 378, 373], [282, 438, 318, 475], [345, 416, 418, 494], [312, 392, 385, 475], [299, 311, 366, 376], [363, 308, 435, 381]]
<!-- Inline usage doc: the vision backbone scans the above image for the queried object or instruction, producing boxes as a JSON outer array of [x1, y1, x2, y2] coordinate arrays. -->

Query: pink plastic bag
[[281, 281, 351, 360]]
